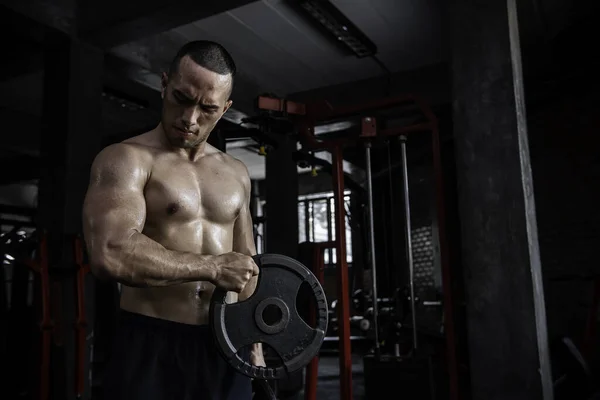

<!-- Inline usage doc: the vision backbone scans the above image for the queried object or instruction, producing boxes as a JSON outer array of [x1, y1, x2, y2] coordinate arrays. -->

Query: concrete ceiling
[[0, 0, 594, 191], [110, 0, 445, 104]]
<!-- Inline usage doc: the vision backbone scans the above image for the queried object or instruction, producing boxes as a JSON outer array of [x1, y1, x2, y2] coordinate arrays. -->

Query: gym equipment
[[73, 237, 91, 399], [210, 253, 328, 380], [297, 240, 333, 400], [400, 135, 418, 350], [256, 94, 456, 400], [364, 142, 380, 356], [2, 232, 96, 400]]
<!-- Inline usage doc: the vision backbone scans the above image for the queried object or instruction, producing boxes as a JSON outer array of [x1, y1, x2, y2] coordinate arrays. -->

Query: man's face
[[161, 55, 233, 149]]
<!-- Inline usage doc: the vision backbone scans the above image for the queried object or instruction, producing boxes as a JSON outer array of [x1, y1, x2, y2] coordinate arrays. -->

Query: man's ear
[[161, 72, 168, 99], [223, 99, 233, 114]]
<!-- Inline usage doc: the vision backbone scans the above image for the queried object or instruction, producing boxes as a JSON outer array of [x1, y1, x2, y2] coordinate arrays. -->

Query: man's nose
[[181, 106, 199, 126]]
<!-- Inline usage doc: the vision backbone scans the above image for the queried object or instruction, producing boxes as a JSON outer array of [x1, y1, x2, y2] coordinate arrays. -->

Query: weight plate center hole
[[262, 304, 283, 326]]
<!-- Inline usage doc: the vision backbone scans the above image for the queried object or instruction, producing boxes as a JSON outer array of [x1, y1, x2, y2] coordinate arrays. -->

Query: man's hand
[[211, 252, 259, 293]]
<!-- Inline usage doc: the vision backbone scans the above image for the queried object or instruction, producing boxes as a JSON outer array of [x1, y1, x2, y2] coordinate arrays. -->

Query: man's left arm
[[233, 164, 265, 367]]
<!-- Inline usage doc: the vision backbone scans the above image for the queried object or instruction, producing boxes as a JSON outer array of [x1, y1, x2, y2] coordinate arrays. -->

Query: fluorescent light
[[297, 0, 377, 58], [314, 120, 354, 135]]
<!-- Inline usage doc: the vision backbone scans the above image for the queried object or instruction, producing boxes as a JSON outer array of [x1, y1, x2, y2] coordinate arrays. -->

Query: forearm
[[92, 231, 216, 287]]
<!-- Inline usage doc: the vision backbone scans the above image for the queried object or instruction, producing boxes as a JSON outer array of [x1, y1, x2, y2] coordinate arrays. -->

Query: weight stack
[[363, 354, 434, 399]]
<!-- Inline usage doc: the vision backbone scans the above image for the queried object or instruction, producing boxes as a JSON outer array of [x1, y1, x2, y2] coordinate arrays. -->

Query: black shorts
[[102, 310, 252, 400]]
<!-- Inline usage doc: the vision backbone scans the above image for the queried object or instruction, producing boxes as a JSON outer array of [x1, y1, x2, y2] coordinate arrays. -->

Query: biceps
[[83, 186, 146, 252]]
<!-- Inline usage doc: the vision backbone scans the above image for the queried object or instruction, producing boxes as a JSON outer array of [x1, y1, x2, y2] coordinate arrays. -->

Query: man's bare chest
[[143, 163, 245, 224]]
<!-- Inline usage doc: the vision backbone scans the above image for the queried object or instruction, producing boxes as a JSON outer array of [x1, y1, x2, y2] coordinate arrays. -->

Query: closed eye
[[173, 91, 193, 105], [202, 105, 220, 113]]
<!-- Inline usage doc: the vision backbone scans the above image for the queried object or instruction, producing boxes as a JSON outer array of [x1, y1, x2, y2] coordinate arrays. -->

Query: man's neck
[[154, 123, 210, 162]]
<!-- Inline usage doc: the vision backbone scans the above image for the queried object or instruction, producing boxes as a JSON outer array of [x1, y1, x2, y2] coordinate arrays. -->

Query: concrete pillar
[[451, 1, 552, 399], [265, 136, 299, 259]]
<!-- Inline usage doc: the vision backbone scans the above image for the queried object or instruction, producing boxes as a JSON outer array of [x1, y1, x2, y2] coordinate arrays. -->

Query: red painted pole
[[305, 243, 330, 400], [331, 145, 353, 400]]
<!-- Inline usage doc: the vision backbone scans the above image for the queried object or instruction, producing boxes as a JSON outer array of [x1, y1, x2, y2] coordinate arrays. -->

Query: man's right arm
[[82, 144, 254, 289]]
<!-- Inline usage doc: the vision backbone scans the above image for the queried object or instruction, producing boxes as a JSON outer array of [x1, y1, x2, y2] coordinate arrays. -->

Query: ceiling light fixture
[[296, 0, 377, 58]]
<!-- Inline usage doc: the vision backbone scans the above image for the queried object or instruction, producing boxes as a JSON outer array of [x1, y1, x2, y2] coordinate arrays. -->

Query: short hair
[[168, 40, 236, 88]]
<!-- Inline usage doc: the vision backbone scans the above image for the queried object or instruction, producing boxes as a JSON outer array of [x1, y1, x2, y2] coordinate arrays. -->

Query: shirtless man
[[82, 41, 264, 400]]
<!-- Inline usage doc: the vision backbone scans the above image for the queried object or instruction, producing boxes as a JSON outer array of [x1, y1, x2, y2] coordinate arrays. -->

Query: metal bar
[[281, 96, 438, 152], [399, 136, 418, 350], [331, 145, 353, 400], [74, 237, 90, 398], [431, 124, 459, 400], [309, 202, 315, 242], [364, 143, 380, 356], [304, 201, 310, 242], [386, 143, 397, 300], [507, 0, 553, 398], [326, 198, 333, 264]]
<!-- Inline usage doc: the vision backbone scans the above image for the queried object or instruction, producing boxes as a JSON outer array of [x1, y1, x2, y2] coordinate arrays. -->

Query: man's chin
[[168, 135, 200, 149]]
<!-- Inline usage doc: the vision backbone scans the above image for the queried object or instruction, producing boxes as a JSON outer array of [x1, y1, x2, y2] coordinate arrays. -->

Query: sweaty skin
[[82, 55, 265, 366]]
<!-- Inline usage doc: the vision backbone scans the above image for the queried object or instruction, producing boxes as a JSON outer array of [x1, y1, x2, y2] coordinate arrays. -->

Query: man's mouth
[[174, 127, 194, 136]]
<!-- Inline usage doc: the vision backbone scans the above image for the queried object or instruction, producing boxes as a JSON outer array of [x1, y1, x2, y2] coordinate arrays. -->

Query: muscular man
[[83, 41, 264, 400]]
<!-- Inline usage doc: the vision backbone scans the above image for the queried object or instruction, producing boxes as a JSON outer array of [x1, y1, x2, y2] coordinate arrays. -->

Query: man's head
[[160, 41, 236, 149]]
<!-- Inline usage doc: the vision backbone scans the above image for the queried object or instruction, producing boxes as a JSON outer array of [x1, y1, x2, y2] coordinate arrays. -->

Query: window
[[298, 190, 353, 265]]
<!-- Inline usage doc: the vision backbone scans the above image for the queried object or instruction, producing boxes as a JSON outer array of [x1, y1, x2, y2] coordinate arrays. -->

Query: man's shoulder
[[93, 140, 154, 172], [207, 145, 250, 177]]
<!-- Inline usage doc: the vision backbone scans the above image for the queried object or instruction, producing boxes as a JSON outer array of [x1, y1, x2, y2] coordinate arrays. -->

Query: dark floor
[[299, 354, 366, 400]]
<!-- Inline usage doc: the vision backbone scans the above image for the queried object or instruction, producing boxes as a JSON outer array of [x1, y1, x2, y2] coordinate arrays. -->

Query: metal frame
[[2, 232, 91, 400], [12, 231, 52, 400], [301, 241, 335, 400], [257, 94, 459, 400], [74, 236, 91, 399]]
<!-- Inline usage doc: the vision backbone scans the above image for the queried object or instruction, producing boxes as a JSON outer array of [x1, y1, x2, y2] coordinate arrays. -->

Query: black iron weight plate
[[209, 254, 328, 380]]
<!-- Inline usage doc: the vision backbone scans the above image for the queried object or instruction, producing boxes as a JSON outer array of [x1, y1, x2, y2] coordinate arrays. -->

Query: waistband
[[117, 309, 211, 336]]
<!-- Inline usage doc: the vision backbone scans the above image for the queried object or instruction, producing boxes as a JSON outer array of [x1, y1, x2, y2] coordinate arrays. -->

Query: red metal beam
[[304, 241, 335, 400], [256, 96, 306, 115], [306, 95, 419, 120]]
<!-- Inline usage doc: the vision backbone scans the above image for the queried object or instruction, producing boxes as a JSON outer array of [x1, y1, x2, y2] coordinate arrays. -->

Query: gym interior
[[1, 0, 599, 399]]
